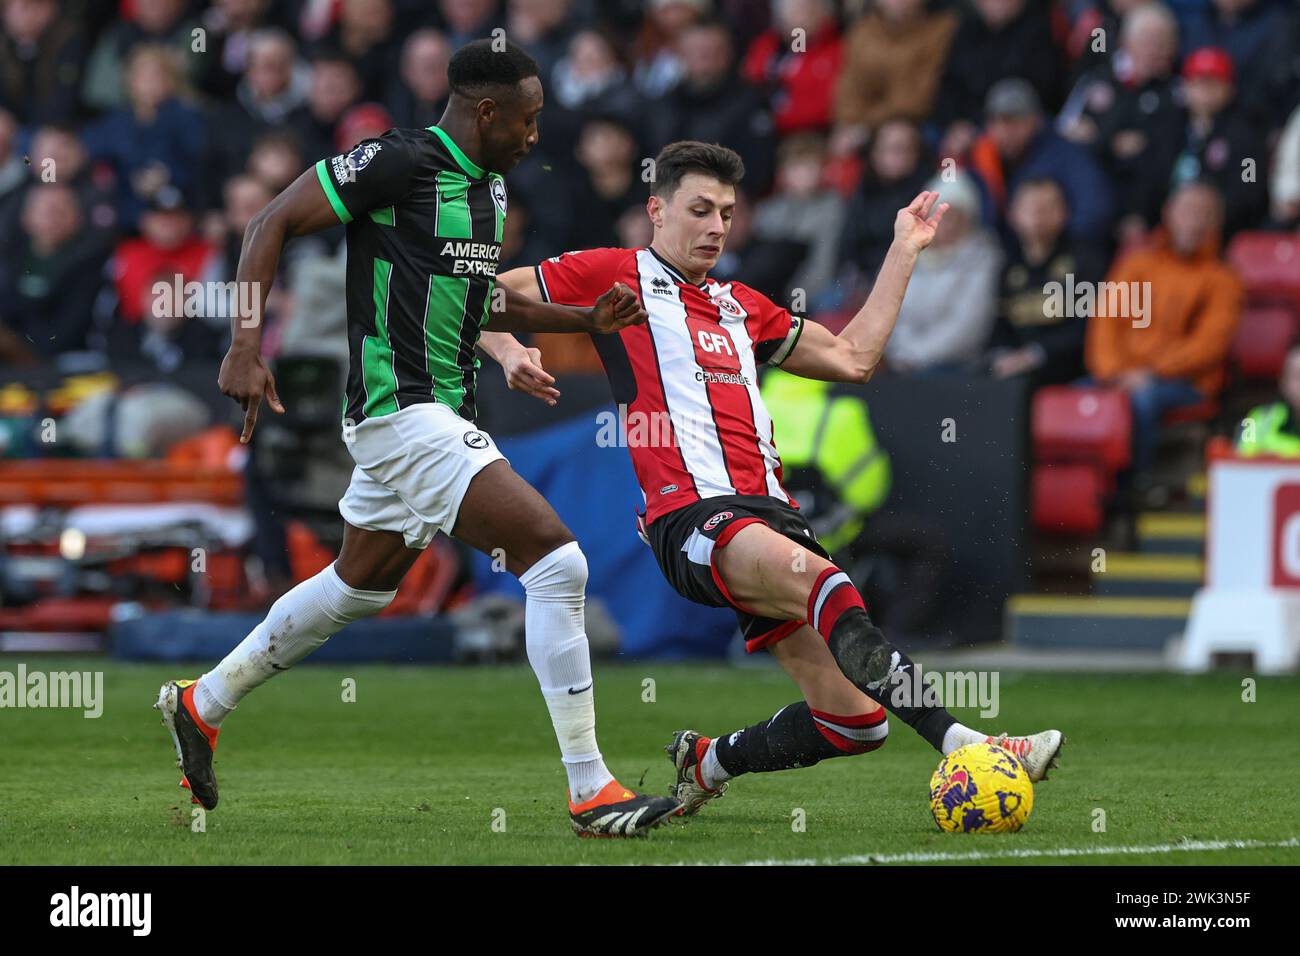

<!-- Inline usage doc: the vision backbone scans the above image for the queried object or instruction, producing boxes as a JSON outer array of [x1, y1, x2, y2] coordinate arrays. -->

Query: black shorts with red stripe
[[646, 494, 829, 654]]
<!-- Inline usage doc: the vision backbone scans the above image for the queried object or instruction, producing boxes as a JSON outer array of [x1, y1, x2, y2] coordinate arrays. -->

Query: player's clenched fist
[[894, 190, 950, 254], [590, 282, 646, 333], [218, 344, 285, 443]]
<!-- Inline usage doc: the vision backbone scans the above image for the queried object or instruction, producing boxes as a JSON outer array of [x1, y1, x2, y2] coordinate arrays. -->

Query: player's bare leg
[[157, 522, 412, 809], [334, 524, 424, 590], [708, 523, 1063, 780], [452, 460, 681, 836]]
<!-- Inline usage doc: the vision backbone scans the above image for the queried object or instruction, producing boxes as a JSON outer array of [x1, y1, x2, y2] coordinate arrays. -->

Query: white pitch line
[[673, 836, 1300, 867]]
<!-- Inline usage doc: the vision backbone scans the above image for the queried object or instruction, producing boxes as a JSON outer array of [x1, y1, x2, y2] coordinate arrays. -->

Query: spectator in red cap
[[1122, 46, 1267, 238], [1178, 0, 1297, 126]]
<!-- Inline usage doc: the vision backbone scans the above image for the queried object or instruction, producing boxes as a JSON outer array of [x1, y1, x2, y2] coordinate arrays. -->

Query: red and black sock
[[712, 700, 887, 776], [807, 566, 957, 752]]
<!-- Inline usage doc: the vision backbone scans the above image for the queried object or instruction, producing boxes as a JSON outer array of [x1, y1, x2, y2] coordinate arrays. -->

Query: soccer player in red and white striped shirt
[[484, 142, 1063, 814]]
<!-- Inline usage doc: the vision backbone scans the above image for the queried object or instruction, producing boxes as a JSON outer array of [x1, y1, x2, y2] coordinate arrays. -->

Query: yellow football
[[929, 742, 1034, 833]]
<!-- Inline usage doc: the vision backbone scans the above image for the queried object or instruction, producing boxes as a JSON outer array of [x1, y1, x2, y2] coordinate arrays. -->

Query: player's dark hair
[[447, 38, 539, 99], [651, 141, 745, 199]]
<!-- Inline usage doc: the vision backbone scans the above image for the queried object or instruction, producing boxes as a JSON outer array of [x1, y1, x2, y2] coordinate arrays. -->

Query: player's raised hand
[[590, 282, 647, 333], [218, 344, 285, 443], [502, 344, 560, 406], [895, 190, 949, 254]]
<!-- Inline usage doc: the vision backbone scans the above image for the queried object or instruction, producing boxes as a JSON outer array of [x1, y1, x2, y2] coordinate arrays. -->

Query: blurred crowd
[[0, 0, 1297, 464]]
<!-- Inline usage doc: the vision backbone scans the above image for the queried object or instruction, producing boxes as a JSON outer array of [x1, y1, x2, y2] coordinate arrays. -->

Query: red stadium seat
[[1031, 387, 1133, 534], [1032, 463, 1105, 534], [1225, 232, 1300, 307], [1232, 305, 1297, 379], [1032, 386, 1132, 472], [384, 540, 460, 617], [0, 596, 117, 632], [287, 521, 337, 583]]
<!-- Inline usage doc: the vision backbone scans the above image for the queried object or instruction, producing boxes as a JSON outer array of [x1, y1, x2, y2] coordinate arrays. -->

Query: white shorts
[[337, 401, 506, 549]]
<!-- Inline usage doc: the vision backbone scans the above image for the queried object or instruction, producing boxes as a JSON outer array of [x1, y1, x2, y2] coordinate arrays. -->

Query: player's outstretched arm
[[485, 281, 645, 334], [781, 190, 947, 384], [219, 168, 347, 442]]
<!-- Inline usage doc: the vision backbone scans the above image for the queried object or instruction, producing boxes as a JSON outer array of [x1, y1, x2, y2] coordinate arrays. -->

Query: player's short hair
[[651, 141, 745, 200], [447, 39, 539, 100]]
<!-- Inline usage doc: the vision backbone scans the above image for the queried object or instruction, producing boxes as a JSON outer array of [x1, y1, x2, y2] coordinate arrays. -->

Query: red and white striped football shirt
[[536, 246, 805, 523]]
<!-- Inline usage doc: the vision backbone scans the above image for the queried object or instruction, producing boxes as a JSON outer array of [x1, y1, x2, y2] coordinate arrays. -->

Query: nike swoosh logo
[[568, 682, 593, 695]]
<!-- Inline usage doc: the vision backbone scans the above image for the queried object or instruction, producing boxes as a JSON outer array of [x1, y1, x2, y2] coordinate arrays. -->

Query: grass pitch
[[1, 658, 1296, 865]]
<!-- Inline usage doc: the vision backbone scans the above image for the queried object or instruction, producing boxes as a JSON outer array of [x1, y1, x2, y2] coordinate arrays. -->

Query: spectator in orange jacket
[[1085, 179, 1242, 475]]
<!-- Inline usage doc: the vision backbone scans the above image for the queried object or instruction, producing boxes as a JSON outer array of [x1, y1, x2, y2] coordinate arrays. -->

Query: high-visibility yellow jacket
[[762, 369, 891, 553], [1238, 401, 1300, 457]]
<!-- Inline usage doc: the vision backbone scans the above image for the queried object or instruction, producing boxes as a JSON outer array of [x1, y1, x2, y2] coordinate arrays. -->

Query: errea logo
[[649, 276, 674, 296]]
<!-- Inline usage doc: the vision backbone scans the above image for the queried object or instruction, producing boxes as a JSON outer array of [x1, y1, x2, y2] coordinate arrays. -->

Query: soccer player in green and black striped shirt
[[155, 40, 682, 838]]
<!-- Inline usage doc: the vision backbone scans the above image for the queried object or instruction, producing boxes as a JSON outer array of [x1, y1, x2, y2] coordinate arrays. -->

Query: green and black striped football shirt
[[314, 125, 507, 425]]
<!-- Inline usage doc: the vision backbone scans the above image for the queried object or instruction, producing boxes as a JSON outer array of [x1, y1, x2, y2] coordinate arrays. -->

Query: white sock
[[194, 563, 396, 727], [941, 722, 987, 755], [700, 738, 731, 790], [519, 541, 614, 802]]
